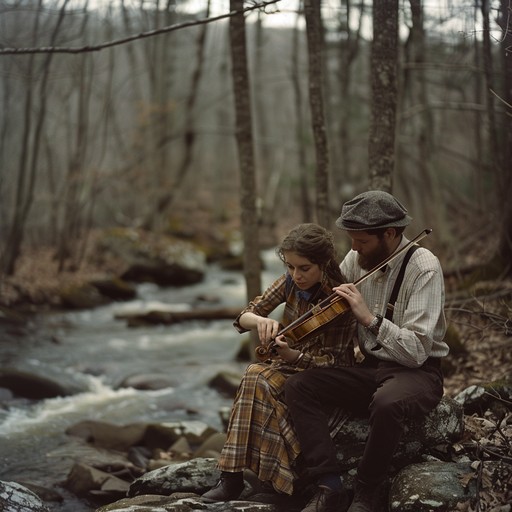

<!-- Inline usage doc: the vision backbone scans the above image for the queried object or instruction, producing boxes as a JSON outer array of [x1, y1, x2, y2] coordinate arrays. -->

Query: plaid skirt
[[217, 362, 299, 494], [217, 362, 349, 495]]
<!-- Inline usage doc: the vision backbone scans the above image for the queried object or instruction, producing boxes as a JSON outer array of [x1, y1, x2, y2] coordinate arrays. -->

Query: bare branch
[[0, 0, 281, 56]]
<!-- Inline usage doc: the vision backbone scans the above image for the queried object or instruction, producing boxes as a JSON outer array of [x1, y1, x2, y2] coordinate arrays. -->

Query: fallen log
[[115, 306, 242, 327]]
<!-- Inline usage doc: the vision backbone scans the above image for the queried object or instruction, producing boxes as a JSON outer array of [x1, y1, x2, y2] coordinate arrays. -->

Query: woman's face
[[283, 251, 323, 290]]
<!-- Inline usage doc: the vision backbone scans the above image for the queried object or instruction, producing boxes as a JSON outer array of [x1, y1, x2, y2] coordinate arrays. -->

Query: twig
[[0, 0, 281, 55]]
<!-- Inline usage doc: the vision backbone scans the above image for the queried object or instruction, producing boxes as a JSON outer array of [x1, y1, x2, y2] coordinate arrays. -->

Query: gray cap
[[335, 190, 412, 231]]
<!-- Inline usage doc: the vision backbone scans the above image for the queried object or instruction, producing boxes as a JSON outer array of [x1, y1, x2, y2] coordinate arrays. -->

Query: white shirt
[[340, 236, 449, 368]]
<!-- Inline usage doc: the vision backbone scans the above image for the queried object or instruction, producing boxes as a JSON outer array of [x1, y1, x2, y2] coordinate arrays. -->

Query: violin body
[[254, 296, 350, 362], [286, 297, 350, 341]]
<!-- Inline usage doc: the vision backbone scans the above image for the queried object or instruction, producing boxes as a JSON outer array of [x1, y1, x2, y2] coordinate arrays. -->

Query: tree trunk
[[291, 1, 312, 223], [368, 0, 398, 191], [229, 0, 262, 351], [335, 0, 364, 194], [1, 0, 68, 275], [153, 0, 211, 217], [496, 0, 512, 274], [304, 0, 330, 228]]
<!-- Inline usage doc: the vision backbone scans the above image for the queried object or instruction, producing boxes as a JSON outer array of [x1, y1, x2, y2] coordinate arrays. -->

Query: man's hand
[[333, 283, 374, 327]]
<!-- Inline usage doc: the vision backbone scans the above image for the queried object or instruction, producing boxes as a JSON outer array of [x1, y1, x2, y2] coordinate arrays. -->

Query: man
[[284, 190, 449, 512]]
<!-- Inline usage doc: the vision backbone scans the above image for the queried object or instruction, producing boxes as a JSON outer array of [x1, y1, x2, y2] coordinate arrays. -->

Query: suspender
[[385, 245, 419, 321]]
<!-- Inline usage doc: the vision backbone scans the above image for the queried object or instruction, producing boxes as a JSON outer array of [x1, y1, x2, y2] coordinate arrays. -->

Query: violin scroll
[[255, 341, 278, 362]]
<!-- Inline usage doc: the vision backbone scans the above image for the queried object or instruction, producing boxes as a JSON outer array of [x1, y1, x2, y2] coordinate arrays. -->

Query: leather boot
[[201, 472, 244, 503], [347, 480, 381, 512], [301, 485, 350, 512]]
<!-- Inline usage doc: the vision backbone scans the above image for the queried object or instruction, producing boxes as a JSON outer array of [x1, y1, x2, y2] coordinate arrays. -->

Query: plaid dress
[[217, 273, 357, 495]]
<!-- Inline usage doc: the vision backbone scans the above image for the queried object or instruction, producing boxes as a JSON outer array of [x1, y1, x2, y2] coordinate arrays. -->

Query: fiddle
[[255, 228, 432, 362]]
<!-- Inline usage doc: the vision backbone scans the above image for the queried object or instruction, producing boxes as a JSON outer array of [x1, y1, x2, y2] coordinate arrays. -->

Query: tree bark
[[291, 1, 312, 223], [368, 0, 398, 191], [304, 0, 330, 228], [1, 0, 68, 275], [229, 0, 262, 349], [496, 0, 512, 274]]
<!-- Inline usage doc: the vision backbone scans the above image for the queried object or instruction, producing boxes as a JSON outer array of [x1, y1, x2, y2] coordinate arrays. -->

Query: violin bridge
[[310, 304, 322, 314]]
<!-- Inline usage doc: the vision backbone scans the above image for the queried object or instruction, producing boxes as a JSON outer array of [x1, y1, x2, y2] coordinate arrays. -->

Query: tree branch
[[0, 0, 281, 56]]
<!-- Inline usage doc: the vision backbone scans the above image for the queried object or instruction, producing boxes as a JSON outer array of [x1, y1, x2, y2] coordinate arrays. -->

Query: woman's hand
[[333, 283, 374, 327], [254, 316, 280, 344], [274, 335, 301, 364]]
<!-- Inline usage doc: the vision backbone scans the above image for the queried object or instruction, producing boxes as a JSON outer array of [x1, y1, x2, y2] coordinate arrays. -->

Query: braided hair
[[276, 223, 345, 285]]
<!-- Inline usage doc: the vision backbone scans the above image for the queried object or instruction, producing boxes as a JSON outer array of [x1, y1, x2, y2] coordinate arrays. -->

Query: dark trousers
[[284, 358, 444, 485]]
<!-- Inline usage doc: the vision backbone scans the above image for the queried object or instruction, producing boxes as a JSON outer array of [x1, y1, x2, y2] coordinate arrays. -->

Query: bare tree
[[495, 0, 512, 274], [151, 0, 212, 219], [368, 0, 398, 191], [229, 0, 262, 330], [304, 0, 330, 227], [333, 0, 365, 194], [1, 0, 70, 275], [291, 0, 312, 223]]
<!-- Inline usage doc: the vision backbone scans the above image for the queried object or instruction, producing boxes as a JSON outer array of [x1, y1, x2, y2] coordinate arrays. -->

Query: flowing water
[[0, 251, 283, 511]]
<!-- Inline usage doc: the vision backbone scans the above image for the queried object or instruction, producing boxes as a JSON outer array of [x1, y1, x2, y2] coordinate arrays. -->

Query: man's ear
[[384, 228, 397, 240]]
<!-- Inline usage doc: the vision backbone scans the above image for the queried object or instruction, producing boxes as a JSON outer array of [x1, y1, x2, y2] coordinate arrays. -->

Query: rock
[[0, 362, 90, 399], [59, 282, 110, 309], [389, 461, 476, 511], [194, 432, 227, 458], [14, 482, 63, 504], [0, 480, 50, 512], [142, 421, 218, 450], [96, 493, 279, 511], [332, 397, 464, 474], [90, 277, 137, 301], [127, 457, 220, 497], [64, 463, 130, 502], [66, 419, 218, 453], [454, 378, 512, 415], [66, 420, 147, 451], [96, 228, 206, 286], [208, 370, 242, 398], [118, 373, 177, 391]]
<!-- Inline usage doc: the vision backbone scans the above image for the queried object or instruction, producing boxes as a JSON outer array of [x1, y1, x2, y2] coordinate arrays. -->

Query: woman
[[202, 223, 356, 503]]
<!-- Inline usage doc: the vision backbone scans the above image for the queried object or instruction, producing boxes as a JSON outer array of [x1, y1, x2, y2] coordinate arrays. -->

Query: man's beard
[[358, 240, 390, 271]]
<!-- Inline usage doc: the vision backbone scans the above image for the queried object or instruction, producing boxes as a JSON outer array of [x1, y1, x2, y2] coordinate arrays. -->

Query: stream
[[0, 250, 283, 511]]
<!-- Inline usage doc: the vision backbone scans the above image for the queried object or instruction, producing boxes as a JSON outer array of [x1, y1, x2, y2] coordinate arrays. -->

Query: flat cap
[[335, 190, 412, 231]]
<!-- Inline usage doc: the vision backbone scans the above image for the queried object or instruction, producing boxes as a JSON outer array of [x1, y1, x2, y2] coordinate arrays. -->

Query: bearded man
[[284, 190, 449, 512]]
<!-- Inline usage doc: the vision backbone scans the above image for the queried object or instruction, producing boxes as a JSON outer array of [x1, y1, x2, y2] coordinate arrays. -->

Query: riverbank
[[1, 242, 511, 511]]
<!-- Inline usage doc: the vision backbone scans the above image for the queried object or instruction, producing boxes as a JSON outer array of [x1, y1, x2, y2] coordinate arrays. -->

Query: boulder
[[127, 457, 220, 497], [208, 370, 243, 398], [59, 282, 110, 309], [96, 493, 279, 511], [0, 480, 50, 512], [66, 420, 147, 451], [454, 378, 512, 416], [64, 463, 130, 502], [118, 373, 177, 391], [333, 396, 464, 473], [96, 228, 206, 287], [0, 362, 89, 399], [389, 461, 476, 511], [66, 419, 218, 453], [89, 277, 137, 301]]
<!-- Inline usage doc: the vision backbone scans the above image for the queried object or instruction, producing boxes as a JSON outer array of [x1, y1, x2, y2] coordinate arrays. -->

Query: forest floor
[[1, 237, 512, 510]]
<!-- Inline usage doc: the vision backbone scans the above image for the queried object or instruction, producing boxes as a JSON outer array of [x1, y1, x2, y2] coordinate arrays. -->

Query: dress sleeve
[[233, 274, 287, 334]]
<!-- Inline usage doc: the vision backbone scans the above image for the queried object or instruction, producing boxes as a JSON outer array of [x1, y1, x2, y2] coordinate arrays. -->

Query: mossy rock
[[59, 283, 110, 309]]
